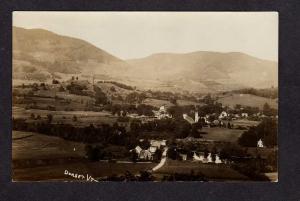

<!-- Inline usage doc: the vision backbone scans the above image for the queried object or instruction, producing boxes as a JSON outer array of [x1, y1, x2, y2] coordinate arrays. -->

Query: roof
[[183, 114, 195, 124], [135, 146, 142, 154], [149, 146, 157, 153]]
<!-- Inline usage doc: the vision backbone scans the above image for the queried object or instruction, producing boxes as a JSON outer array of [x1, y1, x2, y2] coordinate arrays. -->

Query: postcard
[[12, 11, 278, 182]]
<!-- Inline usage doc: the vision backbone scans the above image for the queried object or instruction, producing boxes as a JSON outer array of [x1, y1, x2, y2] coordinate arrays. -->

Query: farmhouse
[[193, 152, 223, 164], [219, 111, 228, 119], [153, 105, 172, 119], [132, 140, 165, 161], [183, 114, 195, 124], [179, 153, 187, 161], [257, 139, 264, 148], [150, 139, 166, 149], [241, 112, 249, 118]]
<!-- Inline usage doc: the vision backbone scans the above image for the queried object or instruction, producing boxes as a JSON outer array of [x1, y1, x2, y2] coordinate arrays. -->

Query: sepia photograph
[[12, 11, 278, 182]]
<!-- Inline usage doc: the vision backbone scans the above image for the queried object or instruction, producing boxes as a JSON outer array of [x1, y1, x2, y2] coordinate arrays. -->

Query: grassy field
[[217, 94, 278, 110], [231, 119, 260, 127], [155, 159, 249, 181], [143, 98, 205, 108], [13, 161, 157, 181], [200, 127, 245, 143], [143, 98, 174, 108], [176, 99, 206, 107], [13, 131, 86, 160], [12, 130, 158, 181], [13, 107, 118, 126]]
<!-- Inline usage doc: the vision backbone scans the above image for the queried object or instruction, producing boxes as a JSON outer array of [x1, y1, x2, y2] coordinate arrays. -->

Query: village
[[12, 77, 278, 181]]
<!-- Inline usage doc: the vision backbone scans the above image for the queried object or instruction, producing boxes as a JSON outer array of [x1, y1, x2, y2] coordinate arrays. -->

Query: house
[[212, 119, 220, 126], [193, 152, 205, 162], [183, 114, 195, 124], [179, 153, 187, 161], [149, 146, 158, 154], [195, 112, 200, 123], [257, 139, 264, 148], [135, 146, 142, 155], [215, 154, 222, 164], [150, 139, 166, 149], [153, 105, 172, 119], [139, 150, 153, 160], [234, 114, 240, 118], [241, 113, 248, 118], [193, 152, 222, 164], [219, 111, 228, 119]]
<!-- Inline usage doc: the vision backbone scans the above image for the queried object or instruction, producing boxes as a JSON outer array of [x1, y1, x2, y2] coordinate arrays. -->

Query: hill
[[13, 26, 277, 93], [13, 27, 129, 81], [217, 94, 278, 110], [127, 52, 278, 91]]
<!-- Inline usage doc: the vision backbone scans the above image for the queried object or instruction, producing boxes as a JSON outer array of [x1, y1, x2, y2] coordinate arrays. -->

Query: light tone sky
[[13, 12, 278, 61]]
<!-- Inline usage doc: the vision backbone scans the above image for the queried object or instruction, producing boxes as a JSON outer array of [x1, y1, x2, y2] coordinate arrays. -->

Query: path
[[152, 147, 168, 172]]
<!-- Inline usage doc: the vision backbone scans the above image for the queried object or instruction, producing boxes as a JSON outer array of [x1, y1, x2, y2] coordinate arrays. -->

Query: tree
[[52, 79, 60, 84], [59, 85, 65, 92], [263, 103, 277, 116], [30, 113, 35, 119], [139, 171, 153, 181], [72, 115, 77, 122], [47, 114, 53, 124], [131, 150, 138, 162], [238, 118, 277, 147], [167, 147, 178, 160], [110, 86, 116, 92], [94, 86, 108, 105], [202, 94, 214, 104]]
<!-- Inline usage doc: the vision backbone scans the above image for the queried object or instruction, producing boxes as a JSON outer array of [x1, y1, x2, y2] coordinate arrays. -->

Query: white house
[[149, 146, 158, 154], [241, 113, 248, 118], [153, 105, 172, 119], [150, 139, 166, 149], [195, 112, 200, 123], [193, 152, 222, 164], [219, 111, 228, 119], [179, 153, 187, 161], [183, 114, 195, 124], [215, 154, 222, 164], [257, 138, 264, 148]]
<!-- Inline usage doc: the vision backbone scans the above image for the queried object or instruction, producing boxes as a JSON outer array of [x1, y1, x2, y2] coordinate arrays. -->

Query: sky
[[13, 12, 278, 61]]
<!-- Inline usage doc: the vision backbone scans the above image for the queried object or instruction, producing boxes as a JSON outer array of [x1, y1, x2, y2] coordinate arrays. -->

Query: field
[[13, 130, 157, 181], [155, 160, 249, 181], [200, 127, 245, 143], [13, 131, 86, 160], [217, 94, 278, 109], [13, 161, 157, 181], [13, 106, 118, 126], [143, 98, 174, 108], [143, 98, 205, 109], [231, 119, 260, 127]]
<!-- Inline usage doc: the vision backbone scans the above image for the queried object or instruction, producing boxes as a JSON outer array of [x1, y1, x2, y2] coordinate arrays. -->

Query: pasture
[[217, 94, 278, 110], [143, 98, 174, 108], [13, 161, 157, 181], [12, 131, 86, 160], [155, 160, 249, 181], [200, 127, 245, 143], [13, 107, 118, 126]]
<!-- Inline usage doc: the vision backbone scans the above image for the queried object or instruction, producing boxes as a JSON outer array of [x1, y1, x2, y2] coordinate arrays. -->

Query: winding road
[[152, 147, 168, 172]]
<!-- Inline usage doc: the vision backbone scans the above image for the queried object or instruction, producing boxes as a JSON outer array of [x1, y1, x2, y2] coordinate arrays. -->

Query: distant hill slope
[[217, 94, 278, 110], [13, 26, 128, 81], [127, 52, 278, 90]]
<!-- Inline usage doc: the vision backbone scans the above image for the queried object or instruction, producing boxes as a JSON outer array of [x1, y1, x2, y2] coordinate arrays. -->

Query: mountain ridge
[[13, 26, 278, 93]]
